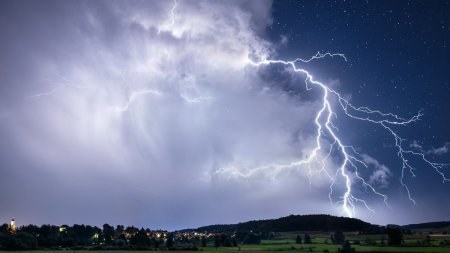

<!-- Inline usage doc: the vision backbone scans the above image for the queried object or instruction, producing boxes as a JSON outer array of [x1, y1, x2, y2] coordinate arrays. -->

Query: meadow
[[2, 231, 450, 253]]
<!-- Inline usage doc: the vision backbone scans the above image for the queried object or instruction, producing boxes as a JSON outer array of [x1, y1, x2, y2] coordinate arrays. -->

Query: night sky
[[0, 0, 449, 230]]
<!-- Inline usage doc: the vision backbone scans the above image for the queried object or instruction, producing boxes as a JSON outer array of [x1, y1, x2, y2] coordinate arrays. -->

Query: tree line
[[0, 218, 411, 251], [0, 223, 264, 250], [0, 223, 171, 250]]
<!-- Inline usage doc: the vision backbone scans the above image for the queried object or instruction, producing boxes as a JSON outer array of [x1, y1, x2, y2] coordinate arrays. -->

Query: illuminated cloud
[[362, 154, 392, 188], [0, 0, 448, 229], [0, 0, 326, 228]]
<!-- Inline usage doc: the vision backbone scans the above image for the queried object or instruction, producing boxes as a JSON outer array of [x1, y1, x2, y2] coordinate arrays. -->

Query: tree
[[220, 233, 232, 247], [201, 237, 207, 247], [115, 239, 126, 248], [151, 237, 159, 249], [338, 240, 355, 253], [296, 235, 302, 244], [387, 227, 403, 246], [334, 230, 345, 244], [102, 224, 115, 245], [304, 233, 312, 244], [424, 235, 431, 245], [4, 232, 38, 250], [130, 229, 150, 248], [242, 232, 261, 244], [0, 224, 8, 233], [20, 225, 39, 237], [37, 224, 59, 248], [70, 224, 96, 246], [232, 237, 238, 247], [115, 225, 124, 238], [380, 235, 386, 246], [166, 233, 174, 248], [125, 226, 139, 239], [214, 235, 220, 248]]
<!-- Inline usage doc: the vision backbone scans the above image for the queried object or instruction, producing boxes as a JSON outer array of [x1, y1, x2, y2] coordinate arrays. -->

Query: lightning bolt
[[114, 89, 162, 112], [158, 0, 178, 34], [114, 89, 213, 113], [180, 95, 214, 104], [208, 52, 449, 217], [24, 76, 95, 99], [20, 0, 448, 218]]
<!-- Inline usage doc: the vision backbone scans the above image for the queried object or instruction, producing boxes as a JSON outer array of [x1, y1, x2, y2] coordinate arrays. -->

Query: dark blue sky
[[0, 0, 449, 230], [269, 0, 449, 137], [267, 0, 450, 219]]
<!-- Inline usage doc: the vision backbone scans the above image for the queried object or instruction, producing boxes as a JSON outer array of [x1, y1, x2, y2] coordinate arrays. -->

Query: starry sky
[[266, 0, 450, 221], [0, 0, 449, 230]]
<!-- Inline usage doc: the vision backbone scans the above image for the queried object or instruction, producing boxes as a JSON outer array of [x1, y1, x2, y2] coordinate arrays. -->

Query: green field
[[2, 244, 450, 253], [2, 232, 449, 253], [2, 247, 450, 253]]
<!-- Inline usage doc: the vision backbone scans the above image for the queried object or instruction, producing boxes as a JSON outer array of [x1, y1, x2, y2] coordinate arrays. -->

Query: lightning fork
[[209, 52, 448, 217]]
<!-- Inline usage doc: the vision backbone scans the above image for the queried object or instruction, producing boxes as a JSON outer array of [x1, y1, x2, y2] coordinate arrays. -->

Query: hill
[[196, 214, 380, 233], [401, 221, 450, 231]]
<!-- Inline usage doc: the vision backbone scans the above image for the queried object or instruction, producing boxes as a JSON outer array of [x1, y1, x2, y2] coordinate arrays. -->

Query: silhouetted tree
[[125, 226, 139, 239], [242, 232, 261, 244], [0, 224, 8, 233], [304, 233, 312, 244], [115, 239, 126, 248], [4, 232, 38, 250], [214, 235, 220, 248], [115, 225, 124, 238], [130, 229, 150, 248], [102, 224, 114, 245], [338, 240, 355, 253], [334, 230, 345, 244], [153, 237, 160, 249], [37, 224, 58, 247], [201, 236, 207, 247], [380, 235, 386, 246], [166, 233, 174, 248], [424, 235, 431, 245], [20, 225, 39, 237], [387, 227, 403, 246], [296, 235, 302, 244], [219, 233, 232, 247], [70, 224, 96, 246]]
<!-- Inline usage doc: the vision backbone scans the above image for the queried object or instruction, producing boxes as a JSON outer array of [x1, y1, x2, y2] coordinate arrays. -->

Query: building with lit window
[[10, 218, 15, 232]]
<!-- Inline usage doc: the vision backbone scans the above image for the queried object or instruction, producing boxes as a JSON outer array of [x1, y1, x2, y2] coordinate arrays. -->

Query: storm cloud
[[0, 0, 337, 229], [2, 0, 448, 230]]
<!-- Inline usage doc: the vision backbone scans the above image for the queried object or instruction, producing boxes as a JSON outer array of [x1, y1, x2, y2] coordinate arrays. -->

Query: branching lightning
[[114, 89, 162, 112], [22, 0, 448, 219], [209, 52, 449, 217], [114, 89, 212, 113], [24, 76, 95, 99], [158, 0, 178, 34]]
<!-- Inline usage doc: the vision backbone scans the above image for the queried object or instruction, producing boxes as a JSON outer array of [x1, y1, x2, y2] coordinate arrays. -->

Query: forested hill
[[197, 214, 379, 233], [401, 221, 450, 230]]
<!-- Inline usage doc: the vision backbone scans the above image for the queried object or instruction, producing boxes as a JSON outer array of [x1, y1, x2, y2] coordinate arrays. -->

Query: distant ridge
[[196, 214, 380, 232], [401, 221, 450, 230]]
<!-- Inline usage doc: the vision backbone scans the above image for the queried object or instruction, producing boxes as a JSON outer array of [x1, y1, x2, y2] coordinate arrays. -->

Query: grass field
[[2, 246, 450, 253], [2, 245, 449, 253], [1, 232, 449, 253]]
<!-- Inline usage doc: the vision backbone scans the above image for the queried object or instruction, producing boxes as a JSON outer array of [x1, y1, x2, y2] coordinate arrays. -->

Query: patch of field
[[2, 233, 450, 253], [2, 246, 450, 253]]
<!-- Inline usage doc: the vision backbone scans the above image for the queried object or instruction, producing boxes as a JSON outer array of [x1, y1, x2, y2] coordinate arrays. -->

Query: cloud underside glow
[[0, 0, 448, 229]]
